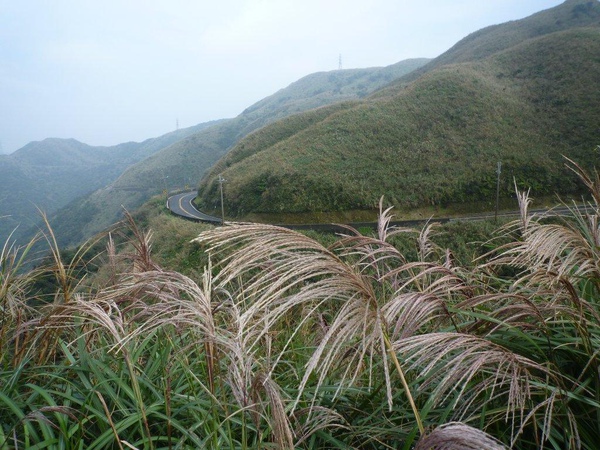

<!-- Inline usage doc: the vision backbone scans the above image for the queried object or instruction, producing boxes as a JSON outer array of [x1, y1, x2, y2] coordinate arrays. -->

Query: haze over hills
[[196, 0, 600, 219], [46, 59, 429, 247], [0, 121, 221, 243]]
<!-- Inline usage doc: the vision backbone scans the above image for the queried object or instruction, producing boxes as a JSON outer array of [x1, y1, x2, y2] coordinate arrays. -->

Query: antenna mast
[[218, 174, 226, 225], [338, 54, 342, 70]]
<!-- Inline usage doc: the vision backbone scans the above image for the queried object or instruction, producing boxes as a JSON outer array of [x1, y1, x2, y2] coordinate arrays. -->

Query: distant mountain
[[196, 0, 600, 218], [48, 59, 429, 247], [0, 121, 221, 244]]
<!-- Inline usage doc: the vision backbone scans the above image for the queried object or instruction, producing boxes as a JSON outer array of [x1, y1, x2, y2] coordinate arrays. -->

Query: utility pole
[[495, 161, 502, 222], [161, 172, 169, 197], [218, 174, 226, 225], [163, 173, 169, 197]]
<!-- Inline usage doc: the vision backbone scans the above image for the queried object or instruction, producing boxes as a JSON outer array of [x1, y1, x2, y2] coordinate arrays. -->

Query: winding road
[[167, 191, 594, 230], [167, 192, 221, 223], [166, 191, 441, 230]]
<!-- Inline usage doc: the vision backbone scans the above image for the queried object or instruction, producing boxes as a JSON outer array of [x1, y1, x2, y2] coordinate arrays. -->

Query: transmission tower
[[176, 118, 179, 130], [338, 54, 342, 70]]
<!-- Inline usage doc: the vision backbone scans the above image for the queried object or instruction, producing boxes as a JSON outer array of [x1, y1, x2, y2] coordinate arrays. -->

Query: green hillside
[[49, 59, 429, 247], [238, 59, 429, 124], [196, 1, 600, 219]]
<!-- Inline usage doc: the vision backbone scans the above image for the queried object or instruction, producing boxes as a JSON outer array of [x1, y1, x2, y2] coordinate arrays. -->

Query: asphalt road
[[167, 192, 221, 223]]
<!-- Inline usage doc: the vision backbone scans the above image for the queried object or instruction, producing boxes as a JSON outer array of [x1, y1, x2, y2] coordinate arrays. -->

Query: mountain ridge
[[397, 0, 600, 85]]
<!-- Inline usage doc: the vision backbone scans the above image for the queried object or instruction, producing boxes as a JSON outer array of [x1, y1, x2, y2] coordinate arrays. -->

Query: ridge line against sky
[[0, 0, 563, 154]]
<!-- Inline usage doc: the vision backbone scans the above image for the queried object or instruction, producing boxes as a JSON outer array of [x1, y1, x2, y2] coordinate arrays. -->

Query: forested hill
[[0, 121, 219, 243], [196, 0, 600, 219]]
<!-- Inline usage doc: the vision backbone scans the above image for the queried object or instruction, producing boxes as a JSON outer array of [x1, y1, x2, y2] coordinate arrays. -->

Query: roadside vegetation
[[3, 161, 600, 449]]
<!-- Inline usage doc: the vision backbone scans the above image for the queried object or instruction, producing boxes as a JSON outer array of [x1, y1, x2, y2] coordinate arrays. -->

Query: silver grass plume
[[414, 422, 507, 450]]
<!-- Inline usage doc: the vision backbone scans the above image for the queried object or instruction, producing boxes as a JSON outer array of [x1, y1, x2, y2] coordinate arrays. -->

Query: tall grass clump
[[4, 161, 600, 448], [194, 197, 569, 448], [0, 213, 339, 449]]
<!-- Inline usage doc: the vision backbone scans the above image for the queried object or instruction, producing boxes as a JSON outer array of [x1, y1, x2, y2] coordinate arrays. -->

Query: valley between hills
[[0, 0, 598, 248]]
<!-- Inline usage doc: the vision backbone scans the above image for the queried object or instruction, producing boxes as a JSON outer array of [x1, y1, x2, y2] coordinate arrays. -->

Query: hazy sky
[[0, 0, 564, 154]]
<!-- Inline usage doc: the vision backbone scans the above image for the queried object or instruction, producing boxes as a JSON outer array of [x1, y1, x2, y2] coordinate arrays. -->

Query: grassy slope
[[196, 3, 600, 219], [237, 59, 429, 129], [49, 59, 429, 248]]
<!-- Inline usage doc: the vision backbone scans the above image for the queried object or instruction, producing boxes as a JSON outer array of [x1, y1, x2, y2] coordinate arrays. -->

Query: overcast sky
[[0, 0, 564, 154]]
